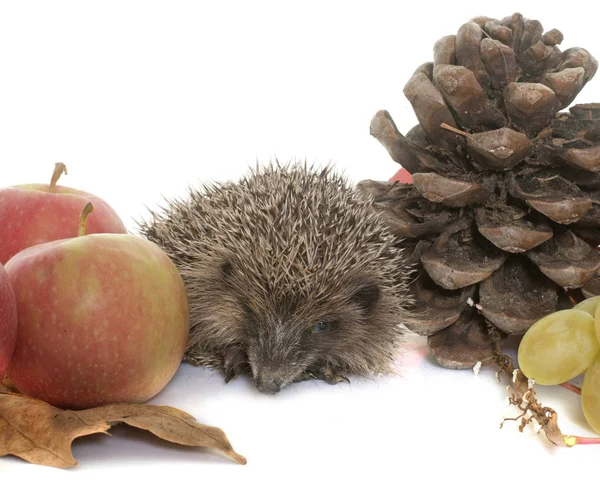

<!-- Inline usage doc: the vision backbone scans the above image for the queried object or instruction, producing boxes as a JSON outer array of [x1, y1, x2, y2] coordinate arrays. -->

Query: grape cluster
[[518, 297, 600, 433]]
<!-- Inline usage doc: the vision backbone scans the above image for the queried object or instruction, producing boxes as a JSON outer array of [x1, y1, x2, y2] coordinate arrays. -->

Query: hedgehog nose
[[255, 374, 281, 394]]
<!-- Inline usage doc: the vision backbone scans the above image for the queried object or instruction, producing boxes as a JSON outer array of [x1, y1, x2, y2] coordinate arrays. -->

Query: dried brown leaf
[[0, 388, 246, 468]]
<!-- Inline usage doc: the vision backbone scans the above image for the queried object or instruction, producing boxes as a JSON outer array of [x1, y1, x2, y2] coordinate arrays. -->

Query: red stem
[[560, 383, 582, 395], [566, 435, 600, 446]]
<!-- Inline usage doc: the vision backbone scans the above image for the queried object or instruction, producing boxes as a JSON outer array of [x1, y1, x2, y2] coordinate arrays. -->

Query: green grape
[[582, 353, 600, 434], [518, 309, 600, 385], [595, 304, 600, 346], [573, 296, 600, 317], [571, 297, 600, 345]]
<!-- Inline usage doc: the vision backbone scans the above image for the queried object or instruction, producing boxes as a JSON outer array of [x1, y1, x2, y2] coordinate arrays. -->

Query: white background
[[1, 1, 599, 479]]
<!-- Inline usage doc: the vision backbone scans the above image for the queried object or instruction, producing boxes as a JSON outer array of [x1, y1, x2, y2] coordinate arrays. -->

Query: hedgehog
[[137, 162, 415, 394]]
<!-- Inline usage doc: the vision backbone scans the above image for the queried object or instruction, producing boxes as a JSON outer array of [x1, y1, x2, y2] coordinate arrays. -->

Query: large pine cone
[[358, 13, 600, 369]]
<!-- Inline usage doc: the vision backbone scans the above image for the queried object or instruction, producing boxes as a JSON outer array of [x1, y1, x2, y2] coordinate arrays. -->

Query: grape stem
[[482, 322, 598, 448], [566, 436, 600, 446], [559, 382, 581, 395]]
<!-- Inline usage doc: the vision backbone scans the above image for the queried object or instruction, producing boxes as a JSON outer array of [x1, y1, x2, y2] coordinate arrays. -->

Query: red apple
[[0, 163, 127, 265], [390, 168, 413, 184], [0, 262, 17, 379], [4, 204, 189, 409]]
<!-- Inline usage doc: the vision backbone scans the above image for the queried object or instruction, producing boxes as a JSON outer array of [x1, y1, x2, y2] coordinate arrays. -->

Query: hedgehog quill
[[137, 163, 416, 394]]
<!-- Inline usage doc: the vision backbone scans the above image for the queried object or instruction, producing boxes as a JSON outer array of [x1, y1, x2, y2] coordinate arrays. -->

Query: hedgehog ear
[[220, 260, 235, 277], [351, 282, 380, 312]]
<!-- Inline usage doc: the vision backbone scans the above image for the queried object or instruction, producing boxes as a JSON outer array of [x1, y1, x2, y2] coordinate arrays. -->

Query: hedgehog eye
[[312, 320, 330, 334]]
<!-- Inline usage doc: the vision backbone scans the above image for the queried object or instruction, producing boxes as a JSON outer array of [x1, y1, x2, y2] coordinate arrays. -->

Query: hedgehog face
[[238, 276, 385, 394]]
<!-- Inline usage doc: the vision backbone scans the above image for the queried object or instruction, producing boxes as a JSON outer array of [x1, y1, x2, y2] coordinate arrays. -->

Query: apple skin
[[0, 262, 17, 379], [0, 183, 127, 265], [4, 234, 189, 409], [390, 168, 413, 184]]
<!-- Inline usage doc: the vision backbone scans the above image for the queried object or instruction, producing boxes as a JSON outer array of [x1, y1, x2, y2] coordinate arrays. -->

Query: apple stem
[[50, 162, 68, 192], [78, 202, 94, 237]]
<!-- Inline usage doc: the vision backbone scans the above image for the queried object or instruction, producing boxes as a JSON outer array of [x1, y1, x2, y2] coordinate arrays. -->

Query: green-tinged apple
[[0, 162, 127, 265], [0, 262, 17, 379], [4, 203, 189, 409]]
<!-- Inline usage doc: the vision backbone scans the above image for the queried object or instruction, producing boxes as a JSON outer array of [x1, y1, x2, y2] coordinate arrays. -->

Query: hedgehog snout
[[246, 318, 309, 393], [255, 369, 282, 394], [253, 362, 304, 394]]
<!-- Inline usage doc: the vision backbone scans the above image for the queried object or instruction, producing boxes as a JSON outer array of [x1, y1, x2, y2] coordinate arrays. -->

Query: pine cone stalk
[[359, 12, 600, 369]]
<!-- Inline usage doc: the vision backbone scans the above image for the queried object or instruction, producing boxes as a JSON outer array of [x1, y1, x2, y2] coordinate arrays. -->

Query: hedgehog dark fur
[[137, 162, 415, 394]]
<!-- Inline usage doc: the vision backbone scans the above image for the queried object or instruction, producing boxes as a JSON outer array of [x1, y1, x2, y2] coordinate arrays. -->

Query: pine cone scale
[[467, 127, 533, 170], [455, 22, 488, 87], [404, 275, 475, 336], [433, 35, 456, 66], [403, 64, 465, 151], [478, 256, 558, 334], [427, 310, 500, 369], [412, 172, 484, 207], [561, 144, 600, 171], [505, 82, 561, 136], [508, 173, 592, 224], [525, 231, 600, 289], [420, 224, 508, 290], [434, 64, 506, 130], [475, 208, 553, 253], [369, 110, 420, 173]]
